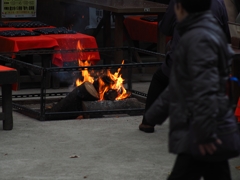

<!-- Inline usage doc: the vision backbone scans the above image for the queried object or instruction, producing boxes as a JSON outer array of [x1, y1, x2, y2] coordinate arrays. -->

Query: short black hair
[[175, 0, 212, 13]]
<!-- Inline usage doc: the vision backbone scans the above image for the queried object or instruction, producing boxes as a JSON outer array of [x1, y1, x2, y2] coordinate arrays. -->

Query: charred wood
[[82, 98, 144, 117], [104, 89, 118, 101], [48, 82, 99, 119]]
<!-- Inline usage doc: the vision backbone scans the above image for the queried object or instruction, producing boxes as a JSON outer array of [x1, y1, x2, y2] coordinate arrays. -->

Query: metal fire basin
[[0, 47, 165, 121]]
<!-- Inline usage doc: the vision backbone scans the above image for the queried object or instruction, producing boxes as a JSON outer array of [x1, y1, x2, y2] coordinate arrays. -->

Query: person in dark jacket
[[139, 0, 231, 133], [144, 0, 238, 179]]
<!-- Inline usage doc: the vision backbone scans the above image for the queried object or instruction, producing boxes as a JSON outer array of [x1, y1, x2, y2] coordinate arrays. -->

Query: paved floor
[[0, 82, 240, 180]]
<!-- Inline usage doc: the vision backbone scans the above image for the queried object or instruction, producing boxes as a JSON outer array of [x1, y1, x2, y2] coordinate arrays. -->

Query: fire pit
[[0, 46, 165, 121]]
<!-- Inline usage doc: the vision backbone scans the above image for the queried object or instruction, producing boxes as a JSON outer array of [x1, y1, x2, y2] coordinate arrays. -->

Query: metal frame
[[0, 47, 165, 121]]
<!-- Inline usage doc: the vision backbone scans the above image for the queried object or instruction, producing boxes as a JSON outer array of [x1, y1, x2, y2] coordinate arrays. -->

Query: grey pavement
[[0, 82, 240, 180]]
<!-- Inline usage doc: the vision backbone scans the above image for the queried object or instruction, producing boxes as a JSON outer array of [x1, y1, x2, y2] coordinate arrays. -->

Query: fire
[[75, 41, 94, 86], [75, 40, 130, 101], [75, 60, 94, 86]]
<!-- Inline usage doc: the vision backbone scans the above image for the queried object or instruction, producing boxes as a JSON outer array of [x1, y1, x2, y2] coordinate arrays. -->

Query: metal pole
[[127, 47, 133, 91], [40, 68, 47, 121]]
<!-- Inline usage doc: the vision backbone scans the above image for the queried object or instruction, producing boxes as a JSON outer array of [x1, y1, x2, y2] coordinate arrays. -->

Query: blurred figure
[[144, 0, 240, 179], [139, 0, 231, 133], [234, 0, 240, 22]]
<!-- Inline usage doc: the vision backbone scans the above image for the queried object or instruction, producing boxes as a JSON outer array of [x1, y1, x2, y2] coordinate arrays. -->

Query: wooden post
[[2, 84, 13, 130]]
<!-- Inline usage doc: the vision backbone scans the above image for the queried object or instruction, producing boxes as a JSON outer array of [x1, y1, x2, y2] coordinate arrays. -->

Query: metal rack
[[0, 47, 165, 121]]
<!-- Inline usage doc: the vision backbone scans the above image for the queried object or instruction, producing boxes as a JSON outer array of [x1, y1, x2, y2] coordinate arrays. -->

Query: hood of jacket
[[177, 11, 223, 36]]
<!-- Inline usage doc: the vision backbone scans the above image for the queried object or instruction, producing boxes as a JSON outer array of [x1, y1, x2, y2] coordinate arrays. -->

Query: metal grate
[[0, 47, 164, 121]]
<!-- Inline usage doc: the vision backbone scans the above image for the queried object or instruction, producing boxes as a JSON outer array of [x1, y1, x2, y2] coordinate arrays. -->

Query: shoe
[[139, 123, 154, 133]]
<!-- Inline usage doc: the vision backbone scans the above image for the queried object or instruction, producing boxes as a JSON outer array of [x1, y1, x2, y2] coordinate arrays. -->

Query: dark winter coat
[[160, 0, 231, 77], [145, 12, 235, 154]]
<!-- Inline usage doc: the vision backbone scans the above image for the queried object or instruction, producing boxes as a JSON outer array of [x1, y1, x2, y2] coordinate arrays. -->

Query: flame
[[75, 41, 94, 86], [75, 40, 130, 101], [98, 77, 109, 101], [98, 60, 131, 100]]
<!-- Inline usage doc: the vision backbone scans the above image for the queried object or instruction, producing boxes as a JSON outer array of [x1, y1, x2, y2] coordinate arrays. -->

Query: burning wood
[[104, 89, 118, 101], [75, 41, 131, 101], [49, 41, 136, 119], [49, 82, 99, 119]]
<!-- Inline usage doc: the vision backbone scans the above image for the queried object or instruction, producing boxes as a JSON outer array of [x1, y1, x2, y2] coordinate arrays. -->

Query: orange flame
[[75, 40, 130, 101], [75, 41, 94, 86], [98, 61, 130, 100]]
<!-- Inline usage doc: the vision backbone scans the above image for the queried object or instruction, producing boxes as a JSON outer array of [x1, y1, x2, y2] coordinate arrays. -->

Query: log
[[93, 75, 114, 93], [48, 81, 99, 119], [101, 75, 114, 85], [77, 81, 99, 101], [82, 98, 145, 116], [104, 89, 118, 101]]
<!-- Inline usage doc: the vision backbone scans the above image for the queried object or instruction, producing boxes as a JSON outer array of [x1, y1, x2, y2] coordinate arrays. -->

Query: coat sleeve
[[144, 87, 170, 125], [187, 38, 220, 144], [211, 0, 231, 43]]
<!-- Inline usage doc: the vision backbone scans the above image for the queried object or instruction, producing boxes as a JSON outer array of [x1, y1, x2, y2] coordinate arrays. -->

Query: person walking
[[139, 0, 231, 133], [144, 0, 240, 179]]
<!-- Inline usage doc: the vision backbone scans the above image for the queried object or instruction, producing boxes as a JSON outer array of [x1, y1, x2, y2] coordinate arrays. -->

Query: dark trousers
[[142, 65, 169, 125], [167, 154, 232, 180]]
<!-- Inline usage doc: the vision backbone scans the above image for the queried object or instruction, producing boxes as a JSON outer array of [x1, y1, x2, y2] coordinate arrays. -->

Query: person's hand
[[198, 139, 222, 156]]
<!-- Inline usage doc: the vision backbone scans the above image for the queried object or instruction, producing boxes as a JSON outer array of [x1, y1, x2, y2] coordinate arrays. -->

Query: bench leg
[[41, 54, 51, 89], [2, 84, 13, 130]]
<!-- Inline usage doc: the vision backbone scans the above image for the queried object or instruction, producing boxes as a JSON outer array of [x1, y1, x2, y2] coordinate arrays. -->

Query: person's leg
[[139, 65, 169, 132], [203, 160, 232, 180], [167, 154, 205, 180]]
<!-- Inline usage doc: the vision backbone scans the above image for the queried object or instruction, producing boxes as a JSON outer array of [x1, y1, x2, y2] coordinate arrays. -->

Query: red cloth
[[45, 33, 100, 67], [0, 65, 17, 90], [0, 27, 100, 67], [0, 35, 59, 52], [124, 16, 171, 44], [0, 65, 16, 71], [0, 27, 60, 63]]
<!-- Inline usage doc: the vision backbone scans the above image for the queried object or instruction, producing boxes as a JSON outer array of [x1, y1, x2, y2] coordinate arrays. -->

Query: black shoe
[[139, 123, 154, 133]]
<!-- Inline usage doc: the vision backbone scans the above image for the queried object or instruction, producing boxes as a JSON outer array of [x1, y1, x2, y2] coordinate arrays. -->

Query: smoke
[[64, 4, 89, 33]]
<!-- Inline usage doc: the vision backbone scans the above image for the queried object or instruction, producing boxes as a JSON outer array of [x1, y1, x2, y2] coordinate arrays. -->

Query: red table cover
[[0, 27, 100, 67], [124, 16, 171, 44], [45, 33, 100, 67], [0, 65, 17, 90], [0, 65, 17, 71]]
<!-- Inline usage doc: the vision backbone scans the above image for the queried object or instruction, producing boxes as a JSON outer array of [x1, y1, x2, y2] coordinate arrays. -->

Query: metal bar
[[40, 69, 47, 121], [0, 47, 130, 56], [3, 90, 144, 100], [0, 92, 68, 99], [0, 55, 43, 73], [46, 62, 163, 72], [127, 47, 133, 91], [130, 47, 166, 58], [131, 90, 148, 98], [0, 47, 166, 57], [45, 108, 144, 117], [12, 102, 40, 119]]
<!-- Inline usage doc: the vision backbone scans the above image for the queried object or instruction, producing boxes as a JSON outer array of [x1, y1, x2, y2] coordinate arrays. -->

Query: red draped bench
[[124, 16, 172, 46], [0, 26, 100, 90], [0, 65, 17, 130]]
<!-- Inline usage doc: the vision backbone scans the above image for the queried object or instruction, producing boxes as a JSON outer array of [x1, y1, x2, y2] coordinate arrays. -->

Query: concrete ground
[[0, 82, 240, 180]]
